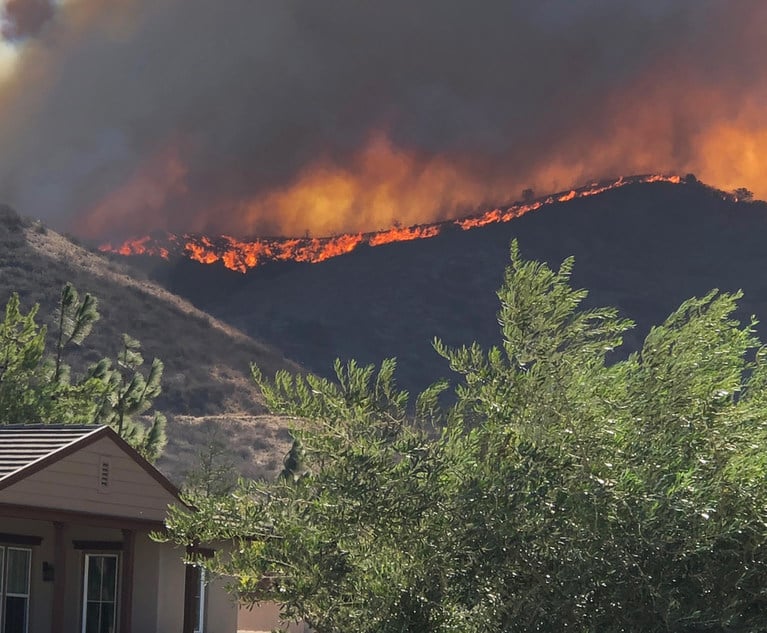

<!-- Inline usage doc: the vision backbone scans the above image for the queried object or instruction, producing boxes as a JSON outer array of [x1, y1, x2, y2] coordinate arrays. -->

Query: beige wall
[[133, 532, 161, 632], [206, 574, 239, 633], [0, 429, 260, 633], [0, 516, 241, 633], [0, 437, 179, 521], [0, 514, 279, 633], [0, 517, 53, 633], [156, 543, 239, 633], [238, 602, 309, 633], [0, 517, 126, 633], [156, 542, 186, 633]]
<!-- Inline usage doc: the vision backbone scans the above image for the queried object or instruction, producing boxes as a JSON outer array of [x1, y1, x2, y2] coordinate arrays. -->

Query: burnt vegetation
[[137, 180, 767, 398]]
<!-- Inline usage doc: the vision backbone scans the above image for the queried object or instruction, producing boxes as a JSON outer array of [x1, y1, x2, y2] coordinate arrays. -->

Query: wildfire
[[101, 174, 685, 274]]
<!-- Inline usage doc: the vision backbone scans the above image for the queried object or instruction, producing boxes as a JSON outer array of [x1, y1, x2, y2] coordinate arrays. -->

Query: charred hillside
[[140, 180, 767, 394]]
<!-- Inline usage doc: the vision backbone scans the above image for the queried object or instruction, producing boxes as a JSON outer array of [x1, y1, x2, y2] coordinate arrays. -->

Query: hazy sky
[[0, 0, 764, 239]]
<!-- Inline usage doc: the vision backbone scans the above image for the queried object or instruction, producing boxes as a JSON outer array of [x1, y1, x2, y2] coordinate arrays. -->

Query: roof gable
[[0, 425, 184, 520]]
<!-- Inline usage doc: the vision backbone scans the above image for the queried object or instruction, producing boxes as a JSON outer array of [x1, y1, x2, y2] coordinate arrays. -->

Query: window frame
[[80, 552, 121, 633], [0, 545, 32, 633], [194, 566, 207, 633]]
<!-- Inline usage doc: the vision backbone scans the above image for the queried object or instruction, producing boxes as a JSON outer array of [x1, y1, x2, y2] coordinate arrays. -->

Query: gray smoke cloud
[[1, 0, 54, 40], [0, 0, 763, 239]]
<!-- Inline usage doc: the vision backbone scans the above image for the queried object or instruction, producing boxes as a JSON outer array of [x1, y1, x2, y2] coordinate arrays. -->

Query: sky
[[0, 0, 765, 239]]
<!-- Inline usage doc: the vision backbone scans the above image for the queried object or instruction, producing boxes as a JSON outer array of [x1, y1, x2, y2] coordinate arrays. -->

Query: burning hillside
[[101, 174, 687, 273]]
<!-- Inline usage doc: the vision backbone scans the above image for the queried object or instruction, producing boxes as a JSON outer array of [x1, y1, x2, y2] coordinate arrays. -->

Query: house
[[0, 424, 241, 633]]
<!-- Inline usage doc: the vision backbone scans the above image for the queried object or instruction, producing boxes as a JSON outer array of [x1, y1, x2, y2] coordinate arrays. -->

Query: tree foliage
[[183, 425, 239, 500], [0, 284, 166, 460], [733, 187, 754, 203], [165, 241, 767, 632]]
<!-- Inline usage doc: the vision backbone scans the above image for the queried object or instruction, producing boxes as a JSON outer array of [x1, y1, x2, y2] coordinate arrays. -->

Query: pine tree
[[99, 334, 166, 461], [52, 282, 99, 383], [183, 426, 238, 499], [279, 437, 307, 482], [0, 294, 47, 423], [0, 286, 167, 461]]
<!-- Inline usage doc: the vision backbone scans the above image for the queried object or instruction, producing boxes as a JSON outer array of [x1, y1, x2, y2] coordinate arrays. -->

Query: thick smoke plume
[[1, 0, 54, 40], [0, 0, 764, 239]]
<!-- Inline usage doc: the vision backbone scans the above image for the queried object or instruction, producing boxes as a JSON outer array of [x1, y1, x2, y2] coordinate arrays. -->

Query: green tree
[[279, 437, 307, 482], [164, 242, 767, 632], [0, 285, 166, 460], [183, 425, 238, 500], [96, 334, 167, 461], [0, 294, 47, 422], [53, 282, 99, 382]]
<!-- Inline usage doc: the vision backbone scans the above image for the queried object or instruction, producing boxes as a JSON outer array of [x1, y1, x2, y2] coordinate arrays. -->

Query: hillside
[[135, 180, 767, 396], [0, 206, 298, 481], [6, 179, 765, 482]]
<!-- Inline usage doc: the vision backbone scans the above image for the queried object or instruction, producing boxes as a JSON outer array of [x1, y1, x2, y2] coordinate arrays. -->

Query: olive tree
[[165, 242, 767, 632]]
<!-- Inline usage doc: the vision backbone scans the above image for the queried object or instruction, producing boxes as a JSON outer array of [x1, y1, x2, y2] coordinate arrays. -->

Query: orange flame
[[101, 174, 686, 273], [368, 225, 441, 247]]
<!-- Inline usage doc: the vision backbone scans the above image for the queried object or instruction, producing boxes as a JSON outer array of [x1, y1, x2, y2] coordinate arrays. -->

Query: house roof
[[0, 424, 102, 479], [0, 424, 182, 503]]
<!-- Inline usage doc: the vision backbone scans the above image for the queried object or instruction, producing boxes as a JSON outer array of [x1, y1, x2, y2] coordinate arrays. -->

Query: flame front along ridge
[[100, 174, 683, 273]]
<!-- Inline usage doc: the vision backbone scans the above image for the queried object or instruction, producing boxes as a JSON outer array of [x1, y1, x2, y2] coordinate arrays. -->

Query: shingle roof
[[0, 425, 102, 479]]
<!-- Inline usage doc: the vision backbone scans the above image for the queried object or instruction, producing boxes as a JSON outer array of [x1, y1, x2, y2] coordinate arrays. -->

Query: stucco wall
[[133, 532, 162, 631], [238, 601, 309, 633], [156, 544, 239, 633], [0, 517, 129, 633], [156, 542, 186, 632], [0, 516, 197, 633], [0, 517, 53, 633], [206, 574, 239, 633], [0, 514, 285, 633]]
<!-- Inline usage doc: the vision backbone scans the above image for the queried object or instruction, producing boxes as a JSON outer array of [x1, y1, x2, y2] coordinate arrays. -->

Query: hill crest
[[127, 178, 767, 398], [0, 210, 300, 481]]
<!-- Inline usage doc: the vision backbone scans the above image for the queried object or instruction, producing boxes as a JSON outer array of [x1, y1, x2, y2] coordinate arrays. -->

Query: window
[[0, 546, 31, 633], [81, 554, 119, 633]]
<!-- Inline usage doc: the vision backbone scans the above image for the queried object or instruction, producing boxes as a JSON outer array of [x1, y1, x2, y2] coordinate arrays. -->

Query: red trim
[[0, 532, 42, 546], [120, 529, 135, 633], [52, 522, 66, 633], [72, 540, 124, 551]]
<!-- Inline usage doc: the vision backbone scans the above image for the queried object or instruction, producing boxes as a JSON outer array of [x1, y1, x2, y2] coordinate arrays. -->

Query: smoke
[[0, 0, 764, 239], [1, 0, 54, 40]]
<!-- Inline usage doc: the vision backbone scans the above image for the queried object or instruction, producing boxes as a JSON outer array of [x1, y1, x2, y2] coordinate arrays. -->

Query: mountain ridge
[[3, 178, 765, 482], [102, 173, 687, 273], [127, 179, 767, 397]]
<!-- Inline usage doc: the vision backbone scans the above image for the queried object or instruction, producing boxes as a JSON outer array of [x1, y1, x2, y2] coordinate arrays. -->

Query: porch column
[[51, 522, 66, 633], [120, 529, 135, 633]]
